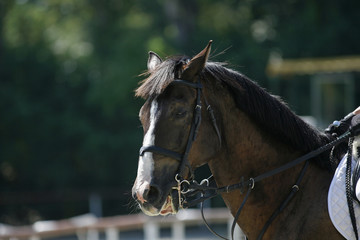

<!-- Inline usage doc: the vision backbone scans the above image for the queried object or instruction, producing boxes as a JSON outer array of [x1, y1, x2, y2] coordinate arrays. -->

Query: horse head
[[132, 41, 221, 216]]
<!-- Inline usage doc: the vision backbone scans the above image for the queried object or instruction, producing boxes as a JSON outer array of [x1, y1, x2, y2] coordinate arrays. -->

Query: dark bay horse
[[132, 41, 344, 239]]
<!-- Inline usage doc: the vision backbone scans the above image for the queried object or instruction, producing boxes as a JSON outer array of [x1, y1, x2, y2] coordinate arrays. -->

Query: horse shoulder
[[272, 164, 344, 239]]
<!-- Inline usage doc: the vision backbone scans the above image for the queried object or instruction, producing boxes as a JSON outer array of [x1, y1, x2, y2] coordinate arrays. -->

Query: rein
[[183, 130, 352, 208], [182, 130, 352, 240], [138, 77, 359, 239]]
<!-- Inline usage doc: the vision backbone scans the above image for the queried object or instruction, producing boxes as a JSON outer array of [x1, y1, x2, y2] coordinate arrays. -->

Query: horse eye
[[176, 111, 187, 118], [174, 93, 185, 100]]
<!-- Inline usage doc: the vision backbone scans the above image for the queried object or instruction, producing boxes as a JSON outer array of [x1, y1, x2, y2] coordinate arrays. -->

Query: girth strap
[[346, 136, 359, 240]]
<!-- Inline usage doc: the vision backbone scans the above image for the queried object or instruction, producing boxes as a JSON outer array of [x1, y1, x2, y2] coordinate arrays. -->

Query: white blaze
[[136, 100, 158, 190]]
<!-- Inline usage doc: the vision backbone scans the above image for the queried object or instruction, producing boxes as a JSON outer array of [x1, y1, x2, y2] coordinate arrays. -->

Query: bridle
[[138, 77, 356, 240], [139, 77, 221, 186]]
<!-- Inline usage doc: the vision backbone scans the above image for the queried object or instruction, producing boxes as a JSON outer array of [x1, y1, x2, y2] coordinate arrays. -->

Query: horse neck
[[207, 92, 307, 238], [208, 89, 302, 181]]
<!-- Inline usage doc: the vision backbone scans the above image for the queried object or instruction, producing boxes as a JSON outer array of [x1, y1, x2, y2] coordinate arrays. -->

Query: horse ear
[[181, 40, 212, 80], [147, 51, 162, 71]]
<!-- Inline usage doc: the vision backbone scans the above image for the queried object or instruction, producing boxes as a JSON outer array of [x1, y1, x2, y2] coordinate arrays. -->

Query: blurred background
[[1, 0, 360, 229]]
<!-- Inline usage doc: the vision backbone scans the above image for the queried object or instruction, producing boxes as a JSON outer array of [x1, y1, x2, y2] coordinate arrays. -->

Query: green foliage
[[0, 0, 359, 224]]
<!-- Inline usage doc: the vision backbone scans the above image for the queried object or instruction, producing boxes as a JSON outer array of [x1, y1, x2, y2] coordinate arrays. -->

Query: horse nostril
[[144, 185, 161, 203], [132, 191, 138, 201]]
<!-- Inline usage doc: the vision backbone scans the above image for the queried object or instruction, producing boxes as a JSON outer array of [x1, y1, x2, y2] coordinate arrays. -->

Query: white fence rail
[[0, 208, 245, 240]]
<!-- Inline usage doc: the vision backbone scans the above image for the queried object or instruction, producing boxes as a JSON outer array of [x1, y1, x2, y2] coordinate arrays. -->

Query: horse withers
[[132, 41, 344, 239]]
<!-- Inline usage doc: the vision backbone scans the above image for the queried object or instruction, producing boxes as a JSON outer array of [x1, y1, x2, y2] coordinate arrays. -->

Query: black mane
[[202, 63, 332, 158], [136, 57, 333, 169]]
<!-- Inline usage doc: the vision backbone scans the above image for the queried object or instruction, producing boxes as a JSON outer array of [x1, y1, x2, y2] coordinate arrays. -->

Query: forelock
[[135, 56, 189, 99]]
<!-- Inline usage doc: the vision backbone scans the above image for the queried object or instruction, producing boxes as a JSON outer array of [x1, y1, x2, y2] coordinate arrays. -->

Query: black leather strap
[[346, 137, 359, 240], [172, 79, 203, 89], [140, 146, 182, 161]]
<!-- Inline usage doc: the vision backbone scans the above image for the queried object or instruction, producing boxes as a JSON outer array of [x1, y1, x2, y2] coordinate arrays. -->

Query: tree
[[0, 0, 359, 224]]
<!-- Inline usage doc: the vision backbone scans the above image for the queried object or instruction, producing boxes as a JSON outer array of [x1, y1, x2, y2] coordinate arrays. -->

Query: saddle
[[328, 115, 360, 240]]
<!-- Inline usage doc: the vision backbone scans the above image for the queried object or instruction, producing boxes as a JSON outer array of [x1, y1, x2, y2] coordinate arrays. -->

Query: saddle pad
[[328, 154, 360, 240]]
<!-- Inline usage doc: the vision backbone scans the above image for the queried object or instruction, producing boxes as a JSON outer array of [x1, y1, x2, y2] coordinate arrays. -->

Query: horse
[[132, 41, 345, 239]]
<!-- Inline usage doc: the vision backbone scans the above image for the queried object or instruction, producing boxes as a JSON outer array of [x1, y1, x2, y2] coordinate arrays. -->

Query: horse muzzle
[[132, 181, 180, 216]]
